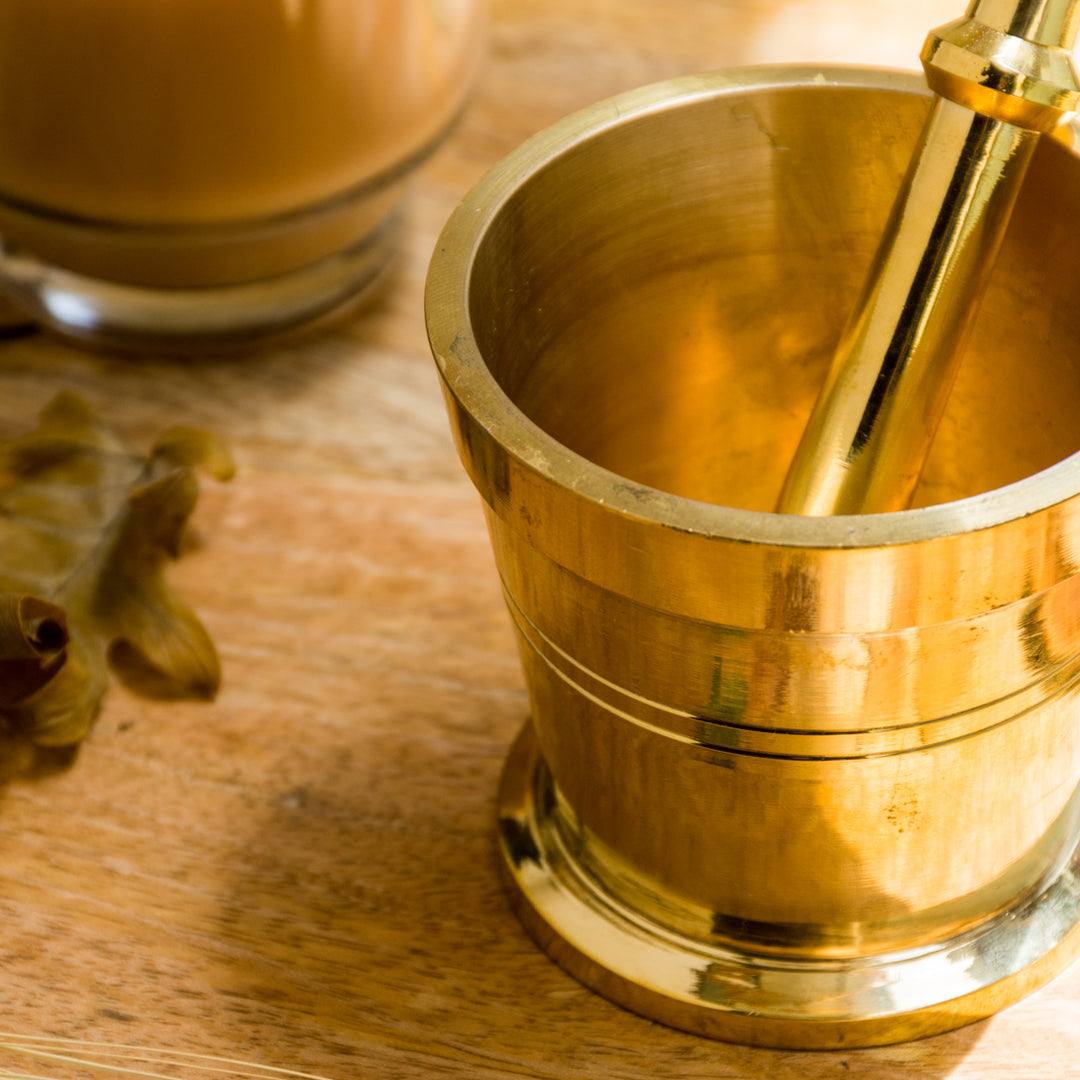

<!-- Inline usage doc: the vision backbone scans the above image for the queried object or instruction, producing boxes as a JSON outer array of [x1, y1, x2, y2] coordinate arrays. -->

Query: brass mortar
[[425, 65, 1080, 1048]]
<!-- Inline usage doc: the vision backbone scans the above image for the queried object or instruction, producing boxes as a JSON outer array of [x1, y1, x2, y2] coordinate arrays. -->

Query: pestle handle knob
[[922, 0, 1080, 132]]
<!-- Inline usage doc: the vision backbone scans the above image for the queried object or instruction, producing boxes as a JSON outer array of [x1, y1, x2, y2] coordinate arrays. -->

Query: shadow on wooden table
[[212, 707, 989, 1080]]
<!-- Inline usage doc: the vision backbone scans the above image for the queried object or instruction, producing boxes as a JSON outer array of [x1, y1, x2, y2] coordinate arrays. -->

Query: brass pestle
[[776, 0, 1080, 515]]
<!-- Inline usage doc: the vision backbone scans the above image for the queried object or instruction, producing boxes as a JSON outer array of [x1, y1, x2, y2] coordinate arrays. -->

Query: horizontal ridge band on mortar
[[424, 65, 1080, 1048]]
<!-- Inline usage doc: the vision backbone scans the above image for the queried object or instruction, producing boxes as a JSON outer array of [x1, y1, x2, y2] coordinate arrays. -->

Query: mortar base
[[497, 720, 1080, 1049]]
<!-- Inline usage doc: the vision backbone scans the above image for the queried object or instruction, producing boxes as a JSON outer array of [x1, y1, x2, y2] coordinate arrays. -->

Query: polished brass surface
[[499, 722, 1080, 1048], [922, 0, 1080, 132], [773, 99, 1039, 514], [776, 0, 1080, 515], [425, 66, 1080, 1045]]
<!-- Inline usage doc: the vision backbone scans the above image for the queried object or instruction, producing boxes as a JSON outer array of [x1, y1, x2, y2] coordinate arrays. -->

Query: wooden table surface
[[2, 2, 1078, 1077]]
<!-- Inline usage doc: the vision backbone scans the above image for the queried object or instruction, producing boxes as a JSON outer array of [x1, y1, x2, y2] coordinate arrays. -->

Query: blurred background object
[[0, 0, 484, 350]]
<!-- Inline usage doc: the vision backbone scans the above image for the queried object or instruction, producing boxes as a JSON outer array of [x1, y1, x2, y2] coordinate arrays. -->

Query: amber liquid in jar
[[0, 0, 482, 288]]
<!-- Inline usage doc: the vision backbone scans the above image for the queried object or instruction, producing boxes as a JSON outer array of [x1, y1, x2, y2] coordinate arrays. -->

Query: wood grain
[[1, 1, 1079, 1077]]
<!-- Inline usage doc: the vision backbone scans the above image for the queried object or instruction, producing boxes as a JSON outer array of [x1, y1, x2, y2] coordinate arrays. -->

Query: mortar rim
[[426, 62, 1080, 550]]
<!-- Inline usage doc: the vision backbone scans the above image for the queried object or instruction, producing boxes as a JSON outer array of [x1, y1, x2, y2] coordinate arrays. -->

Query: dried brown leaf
[[0, 391, 232, 756]]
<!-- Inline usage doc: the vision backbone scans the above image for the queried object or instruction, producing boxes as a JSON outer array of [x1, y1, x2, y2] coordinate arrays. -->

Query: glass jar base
[[0, 208, 401, 352], [497, 719, 1080, 1049]]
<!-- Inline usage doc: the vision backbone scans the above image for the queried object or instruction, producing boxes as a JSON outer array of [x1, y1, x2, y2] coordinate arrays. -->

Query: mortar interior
[[468, 79, 1080, 513]]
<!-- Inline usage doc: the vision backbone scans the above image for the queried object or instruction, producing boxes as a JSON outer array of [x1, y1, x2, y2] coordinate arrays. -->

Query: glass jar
[[0, 0, 484, 349]]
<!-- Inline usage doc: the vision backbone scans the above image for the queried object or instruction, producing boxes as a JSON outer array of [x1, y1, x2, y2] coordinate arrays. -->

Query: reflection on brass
[[777, 0, 1080, 515], [426, 66, 1080, 1047]]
